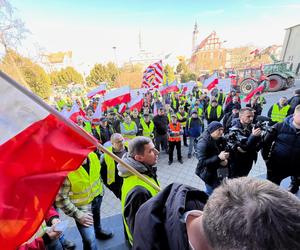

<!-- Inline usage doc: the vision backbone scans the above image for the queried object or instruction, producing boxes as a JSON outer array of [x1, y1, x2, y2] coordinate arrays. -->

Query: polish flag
[[91, 98, 103, 122], [0, 72, 96, 249], [128, 91, 144, 111], [66, 101, 87, 122], [119, 103, 127, 113], [86, 83, 107, 99], [243, 85, 265, 103], [160, 80, 179, 95], [203, 73, 219, 91], [102, 86, 131, 111], [180, 81, 197, 94]]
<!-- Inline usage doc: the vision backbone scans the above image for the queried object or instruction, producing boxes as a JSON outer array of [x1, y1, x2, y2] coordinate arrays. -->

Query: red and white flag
[[203, 73, 219, 91], [142, 60, 163, 89], [0, 72, 96, 249], [102, 86, 131, 111], [159, 80, 179, 95], [91, 98, 104, 122], [65, 101, 87, 122], [118, 103, 127, 113], [128, 90, 144, 111], [179, 81, 197, 94], [243, 85, 265, 103], [86, 83, 107, 99]]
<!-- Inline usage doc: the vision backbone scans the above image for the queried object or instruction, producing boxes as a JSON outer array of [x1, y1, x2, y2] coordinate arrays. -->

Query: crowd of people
[[21, 86, 300, 250]]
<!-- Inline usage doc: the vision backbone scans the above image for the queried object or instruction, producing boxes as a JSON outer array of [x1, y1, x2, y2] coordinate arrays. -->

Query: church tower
[[192, 21, 199, 52]]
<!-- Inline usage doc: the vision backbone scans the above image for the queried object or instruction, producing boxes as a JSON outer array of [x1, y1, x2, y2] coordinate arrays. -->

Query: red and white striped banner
[[86, 83, 107, 99], [142, 60, 163, 89]]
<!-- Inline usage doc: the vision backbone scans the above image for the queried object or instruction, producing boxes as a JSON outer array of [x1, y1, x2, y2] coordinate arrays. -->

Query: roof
[[285, 24, 300, 30]]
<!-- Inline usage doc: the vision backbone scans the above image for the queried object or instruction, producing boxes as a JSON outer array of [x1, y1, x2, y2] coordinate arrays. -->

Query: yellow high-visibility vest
[[271, 104, 290, 123], [207, 105, 222, 119], [176, 112, 188, 127], [68, 152, 103, 206], [121, 175, 159, 245], [140, 119, 154, 138], [122, 121, 136, 139]]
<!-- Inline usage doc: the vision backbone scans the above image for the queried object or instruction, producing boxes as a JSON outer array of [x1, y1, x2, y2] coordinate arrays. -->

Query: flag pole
[[0, 71, 161, 192]]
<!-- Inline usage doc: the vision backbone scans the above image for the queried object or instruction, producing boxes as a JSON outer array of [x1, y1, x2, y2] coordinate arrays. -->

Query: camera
[[224, 128, 248, 153], [253, 116, 275, 137]]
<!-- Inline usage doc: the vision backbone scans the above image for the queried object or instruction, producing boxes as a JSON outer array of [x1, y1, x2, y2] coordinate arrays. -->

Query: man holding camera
[[228, 107, 262, 178], [195, 121, 229, 195]]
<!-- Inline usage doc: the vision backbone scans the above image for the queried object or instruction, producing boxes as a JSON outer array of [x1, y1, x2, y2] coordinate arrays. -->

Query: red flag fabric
[[243, 85, 265, 103], [0, 72, 96, 249], [102, 86, 131, 111], [142, 60, 163, 89], [66, 101, 87, 122], [128, 91, 144, 112], [159, 81, 179, 95], [203, 73, 219, 90]]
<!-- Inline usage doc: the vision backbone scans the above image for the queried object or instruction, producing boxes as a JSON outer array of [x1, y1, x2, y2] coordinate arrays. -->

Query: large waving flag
[[128, 90, 144, 111], [203, 73, 219, 91], [0, 71, 96, 249], [142, 60, 163, 89], [160, 80, 179, 95], [86, 83, 107, 99], [102, 86, 131, 111], [243, 85, 265, 103]]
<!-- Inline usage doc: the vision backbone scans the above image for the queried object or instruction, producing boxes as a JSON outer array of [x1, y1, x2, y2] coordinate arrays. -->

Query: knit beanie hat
[[207, 121, 223, 134]]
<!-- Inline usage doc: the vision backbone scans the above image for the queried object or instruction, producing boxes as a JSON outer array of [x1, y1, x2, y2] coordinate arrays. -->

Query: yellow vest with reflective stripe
[[68, 152, 103, 206], [197, 107, 203, 117], [140, 119, 154, 137], [122, 121, 136, 139], [271, 104, 290, 123], [176, 112, 188, 127], [207, 105, 222, 119], [121, 175, 159, 245], [104, 146, 115, 185], [83, 122, 92, 134]]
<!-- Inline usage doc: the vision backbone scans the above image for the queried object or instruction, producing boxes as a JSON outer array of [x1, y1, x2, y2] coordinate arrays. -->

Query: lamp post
[[112, 46, 117, 67]]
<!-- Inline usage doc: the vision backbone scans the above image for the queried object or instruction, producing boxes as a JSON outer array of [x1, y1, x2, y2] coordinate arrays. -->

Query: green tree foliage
[[176, 61, 188, 74], [86, 62, 120, 88], [0, 49, 51, 99], [49, 66, 84, 87], [180, 72, 197, 83], [163, 64, 176, 84]]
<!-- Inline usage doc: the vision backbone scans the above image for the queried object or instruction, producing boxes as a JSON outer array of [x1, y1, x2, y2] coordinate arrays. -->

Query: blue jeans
[[205, 183, 214, 196], [75, 196, 103, 250], [188, 137, 196, 155], [46, 239, 63, 250]]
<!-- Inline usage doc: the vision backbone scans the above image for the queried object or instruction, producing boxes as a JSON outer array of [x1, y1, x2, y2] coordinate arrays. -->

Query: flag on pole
[[243, 85, 265, 103], [159, 80, 179, 95], [65, 101, 87, 122], [142, 60, 163, 89], [118, 103, 127, 113], [0, 71, 96, 249], [203, 73, 219, 91], [102, 86, 131, 111], [91, 98, 103, 122], [179, 81, 196, 94], [128, 90, 144, 111], [86, 83, 107, 99]]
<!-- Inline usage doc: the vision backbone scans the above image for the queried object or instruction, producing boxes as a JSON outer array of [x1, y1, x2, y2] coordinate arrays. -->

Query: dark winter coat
[[288, 95, 300, 113], [195, 131, 227, 187], [153, 114, 169, 135], [263, 115, 300, 177], [186, 117, 202, 138], [133, 183, 208, 250]]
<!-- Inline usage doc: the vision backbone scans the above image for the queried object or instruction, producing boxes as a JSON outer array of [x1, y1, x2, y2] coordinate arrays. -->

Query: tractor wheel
[[268, 75, 284, 92], [286, 77, 295, 88], [239, 79, 258, 96]]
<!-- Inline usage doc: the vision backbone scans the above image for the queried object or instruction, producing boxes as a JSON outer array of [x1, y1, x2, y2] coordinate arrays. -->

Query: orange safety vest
[[168, 122, 181, 142]]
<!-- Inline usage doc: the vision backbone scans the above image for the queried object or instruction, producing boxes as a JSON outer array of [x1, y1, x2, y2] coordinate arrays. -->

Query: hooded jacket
[[133, 183, 208, 250], [117, 153, 159, 240]]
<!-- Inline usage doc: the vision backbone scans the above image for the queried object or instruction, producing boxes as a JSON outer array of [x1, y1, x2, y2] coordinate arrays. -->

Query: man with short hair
[[100, 133, 127, 199], [186, 110, 202, 158], [153, 108, 169, 153], [205, 99, 224, 124], [117, 136, 160, 245], [288, 89, 300, 114], [228, 107, 262, 177], [224, 95, 241, 114], [139, 114, 154, 139], [98, 117, 114, 144], [133, 177, 300, 250]]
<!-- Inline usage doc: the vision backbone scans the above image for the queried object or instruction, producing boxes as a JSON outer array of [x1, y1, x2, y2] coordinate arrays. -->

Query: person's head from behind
[[293, 104, 300, 127], [239, 107, 254, 125], [128, 136, 159, 166], [202, 177, 300, 250], [111, 133, 125, 152]]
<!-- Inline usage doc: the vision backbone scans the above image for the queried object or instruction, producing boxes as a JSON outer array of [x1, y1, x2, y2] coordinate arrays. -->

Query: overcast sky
[[11, 0, 300, 71]]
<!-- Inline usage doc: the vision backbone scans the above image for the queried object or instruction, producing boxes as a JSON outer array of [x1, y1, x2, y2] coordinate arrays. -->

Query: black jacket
[[153, 114, 169, 135], [195, 131, 227, 187], [133, 183, 208, 250], [288, 95, 300, 113], [263, 115, 300, 176]]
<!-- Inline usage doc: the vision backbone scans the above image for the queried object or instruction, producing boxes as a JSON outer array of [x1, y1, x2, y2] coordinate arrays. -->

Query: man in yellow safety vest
[[120, 114, 138, 140], [268, 97, 291, 125]]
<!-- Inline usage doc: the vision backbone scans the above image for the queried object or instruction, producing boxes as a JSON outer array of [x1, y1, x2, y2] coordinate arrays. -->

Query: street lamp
[[112, 46, 117, 66]]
